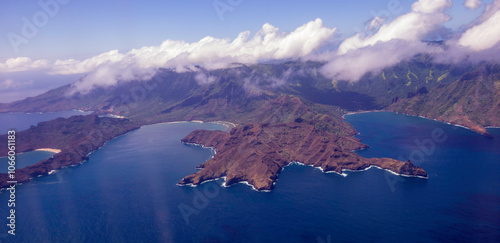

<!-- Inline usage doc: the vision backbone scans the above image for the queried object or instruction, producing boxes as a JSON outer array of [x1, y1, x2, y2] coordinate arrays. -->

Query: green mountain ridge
[[388, 64, 500, 136]]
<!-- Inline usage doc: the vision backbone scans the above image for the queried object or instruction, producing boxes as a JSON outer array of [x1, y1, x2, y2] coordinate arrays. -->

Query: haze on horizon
[[1, 0, 499, 102]]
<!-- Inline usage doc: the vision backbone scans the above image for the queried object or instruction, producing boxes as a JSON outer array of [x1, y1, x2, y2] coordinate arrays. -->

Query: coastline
[[342, 165, 428, 179], [35, 148, 62, 153], [157, 120, 236, 128], [345, 110, 492, 135], [156, 120, 236, 133], [342, 110, 384, 118], [0, 109, 90, 115], [177, 158, 427, 192]]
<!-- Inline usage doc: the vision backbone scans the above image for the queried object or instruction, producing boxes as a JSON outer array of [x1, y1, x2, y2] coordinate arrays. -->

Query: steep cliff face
[[0, 115, 140, 189], [388, 65, 500, 136], [179, 122, 427, 191]]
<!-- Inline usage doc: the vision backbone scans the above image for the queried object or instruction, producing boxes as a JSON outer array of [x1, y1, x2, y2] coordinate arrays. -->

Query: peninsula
[[179, 122, 427, 191], [0, 115, 140, 189]]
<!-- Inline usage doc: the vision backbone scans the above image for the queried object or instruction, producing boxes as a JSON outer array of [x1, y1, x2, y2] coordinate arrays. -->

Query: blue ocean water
[[0, 110, 91, 132], [0, 112, 498, 242]]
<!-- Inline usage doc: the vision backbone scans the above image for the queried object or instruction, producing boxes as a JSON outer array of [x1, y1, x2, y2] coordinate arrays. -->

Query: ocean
[[0, 111, 498, 242]]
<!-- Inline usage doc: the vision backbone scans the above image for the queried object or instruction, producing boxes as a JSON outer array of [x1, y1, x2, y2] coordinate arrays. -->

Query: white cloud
[[0, 79, 34, 90], [458, 11, 500, 51], [194, 72, 217, 85], [434, 0, 500, 63], [66, 18, 335, 94], [320, 0, 452, 81], [0, 19, 335, 95], [321, 40, 441, 81], [464, 0, 482, 9], [49, 50, 124, 75], [476, 0, 500, 23], [0, 57, 50, 72], [3, 0, 500, 95], [412, 0, 452, 13], [1, 18, 334, 75], [338, 0, 452, 55]]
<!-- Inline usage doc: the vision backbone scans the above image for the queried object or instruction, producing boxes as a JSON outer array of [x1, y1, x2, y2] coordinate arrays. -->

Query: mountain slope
[[0, 58, 468, 117], [388, 64, 500, 136]]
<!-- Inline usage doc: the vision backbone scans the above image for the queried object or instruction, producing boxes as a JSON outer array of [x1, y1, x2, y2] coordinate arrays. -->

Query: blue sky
[[0, 0, 485, 60], [0, 0, 496, 102]]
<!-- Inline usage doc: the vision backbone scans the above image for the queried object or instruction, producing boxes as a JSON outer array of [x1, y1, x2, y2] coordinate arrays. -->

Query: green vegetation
[[406, 70, 418, 82], [437, 72, 449, 82], [425, 70, 434, 83]]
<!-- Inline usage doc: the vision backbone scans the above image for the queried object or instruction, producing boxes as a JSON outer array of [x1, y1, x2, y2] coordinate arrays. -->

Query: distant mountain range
[[1, 55, 495, 134], [0, 55, 479, 121]]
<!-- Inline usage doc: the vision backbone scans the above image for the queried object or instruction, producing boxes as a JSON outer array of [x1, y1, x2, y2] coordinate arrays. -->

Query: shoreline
[[345, 110, 493, 135], [177, 158, 427, 192], [0, 109, 90, 115], [35, 148, 62, 153], [156, 120, 236, 129], [342, 165, 428, 179], [342, 110, 384, 118]]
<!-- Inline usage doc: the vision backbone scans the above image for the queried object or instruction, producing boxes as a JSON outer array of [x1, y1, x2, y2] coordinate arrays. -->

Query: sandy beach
[[35, 148, 62, 153]]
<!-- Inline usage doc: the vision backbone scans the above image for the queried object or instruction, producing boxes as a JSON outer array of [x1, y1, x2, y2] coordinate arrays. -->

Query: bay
[[0, 112, 498, 242]]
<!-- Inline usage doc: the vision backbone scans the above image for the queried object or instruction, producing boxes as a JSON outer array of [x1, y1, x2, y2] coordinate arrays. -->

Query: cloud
[[1, 18, 335, 94], [67, 62, 157, 95], [194, 72, 217, 85], [321, 40, 441, 81], [411, 0, 452, 13], [49, 50, 124, 75], [458, 11, 500, 51], [435, 0, 500, 63], [0, 79, 34, 91], [0, 57, 49, 72], [337, 0, 451, 55], [3, 0, 500, 96], [64, 18, 335, 94], [464, 0, 482, 9], [318, 0, 452, 81]]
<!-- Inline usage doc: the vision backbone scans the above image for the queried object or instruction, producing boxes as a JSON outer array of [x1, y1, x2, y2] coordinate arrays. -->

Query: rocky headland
[[179, 122, 427, 191]]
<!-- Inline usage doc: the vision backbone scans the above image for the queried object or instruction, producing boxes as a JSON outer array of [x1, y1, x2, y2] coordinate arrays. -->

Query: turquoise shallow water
[[0, 112, 498, 242], [0, 151, 55, 173]]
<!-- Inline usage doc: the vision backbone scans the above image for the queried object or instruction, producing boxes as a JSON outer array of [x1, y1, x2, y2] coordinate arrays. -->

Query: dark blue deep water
[[0, 111, 498, 242]]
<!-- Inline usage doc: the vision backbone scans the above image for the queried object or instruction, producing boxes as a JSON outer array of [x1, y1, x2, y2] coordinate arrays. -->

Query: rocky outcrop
[[0, 115, 140, 189], [179, 122, 427, 191]]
